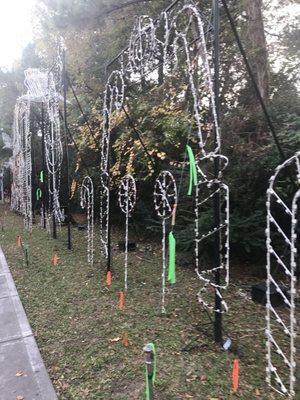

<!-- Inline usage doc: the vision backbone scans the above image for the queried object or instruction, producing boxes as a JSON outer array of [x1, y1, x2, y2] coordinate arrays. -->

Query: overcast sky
[[0, 0, 36, 70], [0, 0, 298, 71]]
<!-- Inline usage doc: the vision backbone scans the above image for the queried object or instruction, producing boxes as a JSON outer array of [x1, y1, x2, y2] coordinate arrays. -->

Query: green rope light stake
[[40, 171, 44, 183], [168, 232, 176, 284], [144, 343, 156, 400], [186, 145, 198, 195]]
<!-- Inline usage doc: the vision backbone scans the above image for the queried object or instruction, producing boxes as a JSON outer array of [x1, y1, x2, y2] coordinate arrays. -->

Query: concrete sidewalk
[[0, 246, 57, 400]]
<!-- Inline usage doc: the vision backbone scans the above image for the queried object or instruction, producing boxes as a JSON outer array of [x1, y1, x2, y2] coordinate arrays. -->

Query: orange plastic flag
[[122, 332, 129, 347], [106, 271, 112, 287], [16, 235, 22, 248], [232, 358, 240, 393], [118, 291, 125, 310], [51, 254, 60, 266]]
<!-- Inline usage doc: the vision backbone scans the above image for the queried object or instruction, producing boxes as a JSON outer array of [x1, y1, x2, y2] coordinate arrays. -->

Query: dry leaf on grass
[[109, 337, 121, 342]]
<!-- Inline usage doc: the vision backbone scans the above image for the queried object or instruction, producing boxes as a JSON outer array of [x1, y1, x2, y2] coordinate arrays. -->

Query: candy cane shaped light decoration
[[164, 4, 220, 156], [80, 176, 94, 265], [154, 171, 177, 314], [266, 151, 300, 398], [118, 175, 137, 296], [195, 154, 230, 313]]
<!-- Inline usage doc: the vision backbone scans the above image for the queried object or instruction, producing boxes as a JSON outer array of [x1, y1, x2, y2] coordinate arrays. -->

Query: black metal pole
[[62, 48, 72, 250], [105, 112, 112, 275], [213, 0, 223, 344], [41, 104, 46, 229], [52, 207, 57, 238]]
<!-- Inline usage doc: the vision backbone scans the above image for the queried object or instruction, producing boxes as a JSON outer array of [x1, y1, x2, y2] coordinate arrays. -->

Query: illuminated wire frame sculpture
[[154, 171, 177, 314], [12, 68, 63, 229], [266, 152, 300, 397], [100, 71, 125, 258], [80, 176, 94, 265], [11, 99, 31, 229], [100, 1, 223, 251], [195, 154, 230, 313], [101, 2, 230, 315], [118, 175, 137, 291], [11, 44, 64, 231]]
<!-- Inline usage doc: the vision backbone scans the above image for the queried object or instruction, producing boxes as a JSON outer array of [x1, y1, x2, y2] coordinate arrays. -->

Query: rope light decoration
[[164, 4, 220, 156], [11, 98, 32, 229], [154, 171, 177, 314], [11, 44, 64, 230], [118, 175, 137, 292], [194, 154, 230, 313], [128, 15, 159, 77], [100, 71, 125, 257], [266, 152, 300, 397], [102, 2, 230, 314], [80, 176, 94, 265]]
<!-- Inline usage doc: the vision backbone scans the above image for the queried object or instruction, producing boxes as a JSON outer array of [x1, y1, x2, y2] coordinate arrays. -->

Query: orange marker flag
[[232, 358, 240, 393], [106, 271, 112, 287], [122, 332, 129, 347], [118, 291, 125, 310], [16, 235, 22, 248], [51, 254, 60, 266]]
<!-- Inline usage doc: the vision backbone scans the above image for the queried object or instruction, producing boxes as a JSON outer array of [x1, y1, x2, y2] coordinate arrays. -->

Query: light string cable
[[266, 151, 300, 398], [80, 176, 94, 265], [118, 175, 137, 292]]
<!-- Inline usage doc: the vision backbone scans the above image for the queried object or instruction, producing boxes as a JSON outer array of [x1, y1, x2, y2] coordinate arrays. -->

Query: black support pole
[[62, 49, 72, 250], [41, 104, 46, 229], [213, 0, 223, 344], [105, 112, 112, 275]]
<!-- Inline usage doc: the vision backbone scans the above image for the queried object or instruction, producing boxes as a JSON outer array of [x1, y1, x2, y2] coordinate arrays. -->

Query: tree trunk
[[243, 0, 270, 140]]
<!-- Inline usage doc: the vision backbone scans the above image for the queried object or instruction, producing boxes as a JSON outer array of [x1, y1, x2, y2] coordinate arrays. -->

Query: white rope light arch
[[266, 151, 300, 397]]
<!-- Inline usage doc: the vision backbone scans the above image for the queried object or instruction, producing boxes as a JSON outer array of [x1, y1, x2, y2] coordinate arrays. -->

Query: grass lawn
[[0, 204, 297, 399]]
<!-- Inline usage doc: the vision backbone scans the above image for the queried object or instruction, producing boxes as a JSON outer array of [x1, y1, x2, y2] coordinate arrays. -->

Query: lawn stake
[[144, 343, 156, 400], [232, 358, 240, 394], [16, 235, 22, 248], [122, 332, 129, 347], [51, 253, 60, 266]]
